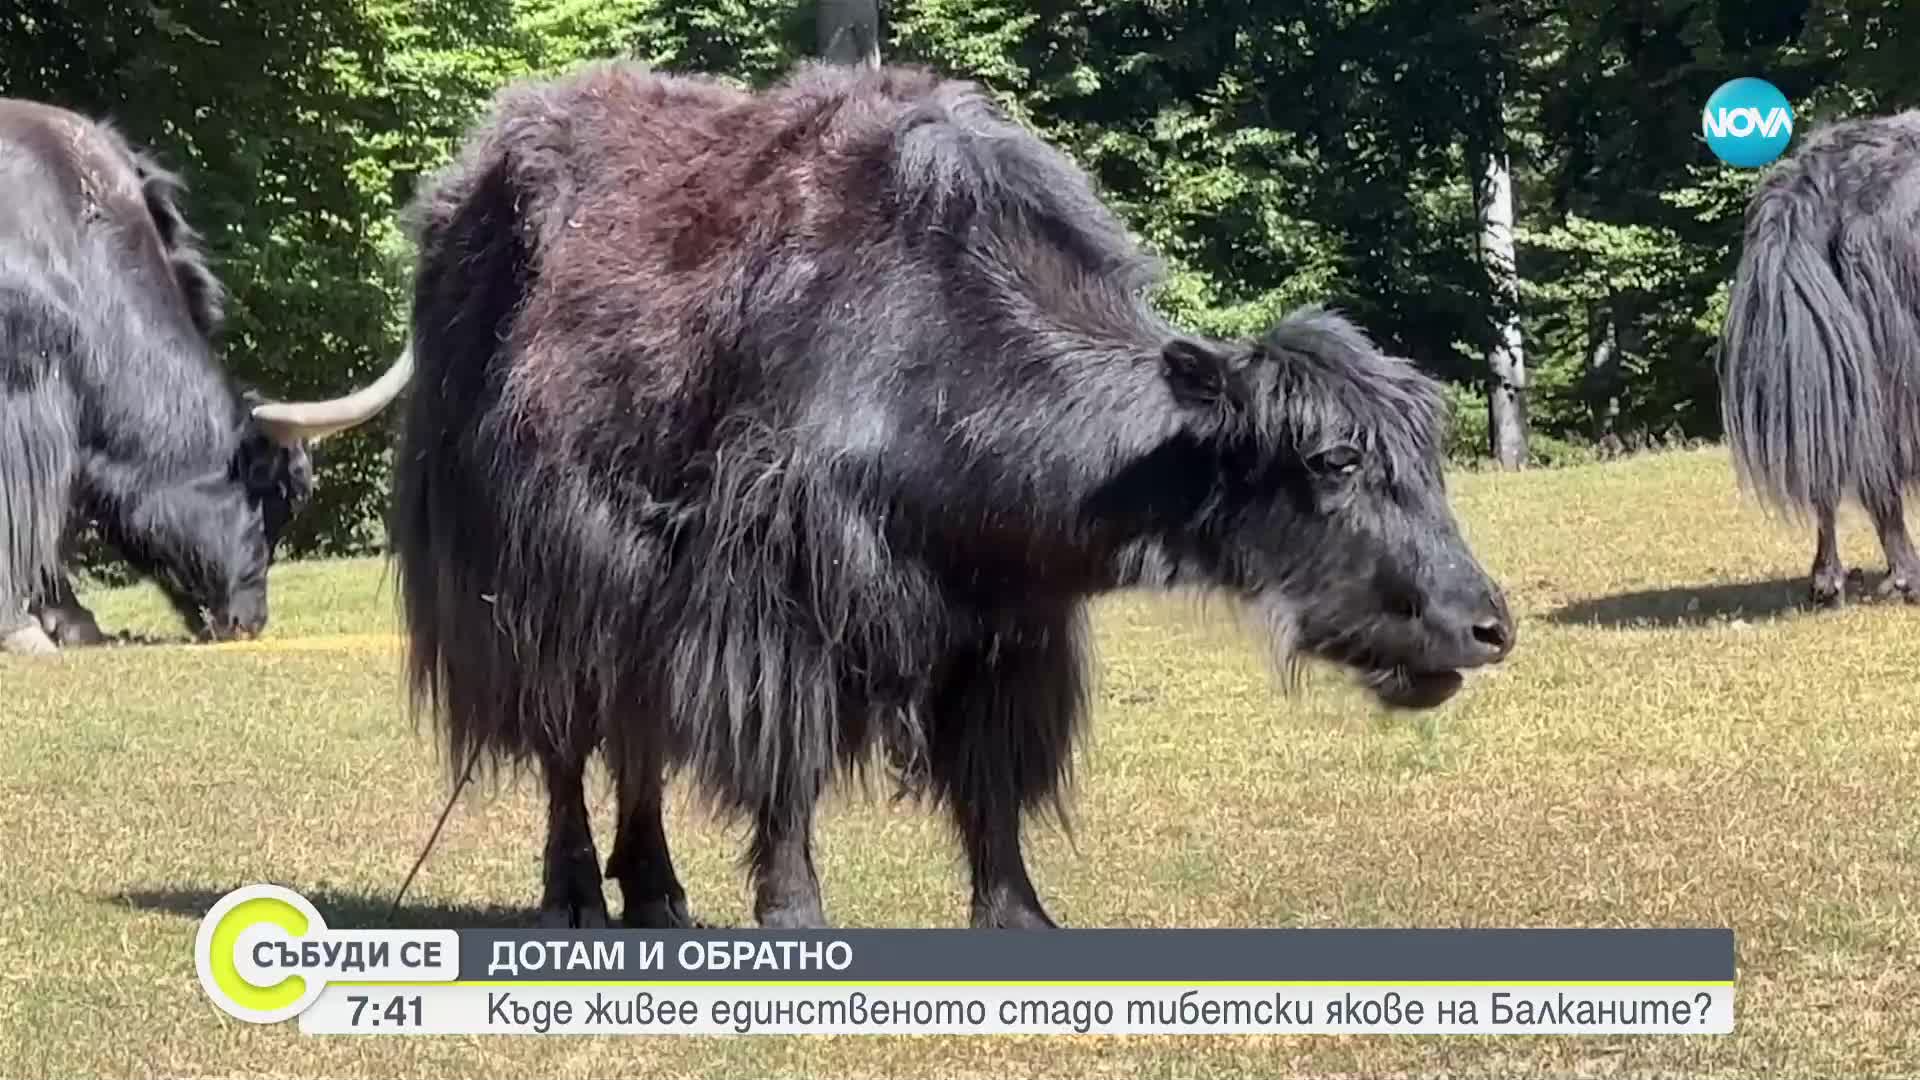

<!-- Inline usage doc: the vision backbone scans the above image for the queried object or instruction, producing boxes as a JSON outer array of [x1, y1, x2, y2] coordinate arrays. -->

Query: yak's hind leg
[[605, 758, 695, 928], [1810, 499, 1847, 608], [1864, 486, 1920, 604], [34, 566, 106, 646], [536, 731, 610, 929], [928, 609, 1088, 929], [750, 792, 829, 929]]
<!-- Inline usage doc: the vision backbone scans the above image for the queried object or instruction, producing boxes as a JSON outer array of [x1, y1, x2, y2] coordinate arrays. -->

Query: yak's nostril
[[1471, 618, 1511, 653], [1386, 590, 1420, 620]]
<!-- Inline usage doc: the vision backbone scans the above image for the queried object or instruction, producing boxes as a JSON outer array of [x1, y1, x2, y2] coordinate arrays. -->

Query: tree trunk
[[1475, 147, 1529, 469], [818, 0, 880, 67], [1585, 296, 1620, 437]]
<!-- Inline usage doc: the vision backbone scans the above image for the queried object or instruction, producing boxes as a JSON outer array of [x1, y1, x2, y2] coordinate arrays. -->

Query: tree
[[2, 0, 406, 554], [1477, 141, 1529, 468], [10, 0, 1919, 537], [1471, 28, 1531, 470]]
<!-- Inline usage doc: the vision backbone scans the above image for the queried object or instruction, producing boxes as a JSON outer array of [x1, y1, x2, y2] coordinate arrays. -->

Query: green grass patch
[[3, 447, 1917, 1076]]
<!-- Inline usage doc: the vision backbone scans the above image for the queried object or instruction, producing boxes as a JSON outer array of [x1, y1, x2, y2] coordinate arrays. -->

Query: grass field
[[3, 446, 1917, 1078]]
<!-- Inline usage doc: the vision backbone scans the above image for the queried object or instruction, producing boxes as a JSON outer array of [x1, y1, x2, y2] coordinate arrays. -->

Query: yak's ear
[[1162, 337, 1243, 414]]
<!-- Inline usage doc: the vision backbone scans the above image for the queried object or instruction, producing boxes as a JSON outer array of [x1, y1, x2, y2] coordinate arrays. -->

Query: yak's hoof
[[41, 612, 108, 647], [2, 624, 58, 656], [52, 625, 109, 647], [625, 893, 699, 929], [541, 847, 609, 928], [755, 901, 829, 930], [1874, 574, 1920, 604], [535, 900, 611, 929], [971, 904, 1060, 930], [1810, 579, 1846, 609]]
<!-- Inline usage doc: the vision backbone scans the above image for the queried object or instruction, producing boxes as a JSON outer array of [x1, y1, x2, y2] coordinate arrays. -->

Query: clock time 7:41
[[347, 994, 424, 1028]]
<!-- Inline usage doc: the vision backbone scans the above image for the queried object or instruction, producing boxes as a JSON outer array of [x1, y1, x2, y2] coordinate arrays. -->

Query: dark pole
[[818, 0, 881, 67]]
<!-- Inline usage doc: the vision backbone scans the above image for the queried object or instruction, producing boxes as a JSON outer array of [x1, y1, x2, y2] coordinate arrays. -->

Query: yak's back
[[411, 60, 1159, 452], [1745, 110, 1920, 241], [452, 59, 1144, 252], [0, 98, 223, 341]]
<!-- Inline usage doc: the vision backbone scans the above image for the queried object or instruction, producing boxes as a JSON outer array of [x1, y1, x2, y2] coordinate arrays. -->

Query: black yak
[[1721, 110, 1920, 606], [394, 62, 1515, 930], [0, 98, 412, 653], [29, 531, 118, 646]]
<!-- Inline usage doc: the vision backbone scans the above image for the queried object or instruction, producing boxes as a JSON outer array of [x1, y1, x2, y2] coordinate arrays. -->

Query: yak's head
[[1157, 308, 1513, 709], [237, 392, 317, 545], [123, 349, 414, 642]]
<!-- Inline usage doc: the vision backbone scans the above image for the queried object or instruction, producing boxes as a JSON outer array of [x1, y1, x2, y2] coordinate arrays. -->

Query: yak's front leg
[[955, 792, 1056, 929], [1864, 485, 1920, 604], [537, 739, 610, 929], [605, 759, 696, 928], [750, 791, 829, 929], [1810, 499, 1847, 608], [929, 611, 1087, 929], [33, 569, 106, 646]]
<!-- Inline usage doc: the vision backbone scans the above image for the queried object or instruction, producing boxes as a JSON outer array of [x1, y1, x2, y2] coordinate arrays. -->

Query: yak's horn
[[251, 345, 414, 446]]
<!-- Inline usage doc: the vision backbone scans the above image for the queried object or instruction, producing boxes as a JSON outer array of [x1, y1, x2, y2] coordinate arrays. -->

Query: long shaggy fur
[[1720, 110, 1920, 519], [0, 98, 273, 638], [397, 61, 1497, 925], [0, 285, 78, 627], [124, 141, 226, 340], [394, 63, 1146, 829]]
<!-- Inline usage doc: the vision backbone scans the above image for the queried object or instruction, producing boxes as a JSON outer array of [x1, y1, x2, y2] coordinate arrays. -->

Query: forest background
[[6, 0, 1911, 557]]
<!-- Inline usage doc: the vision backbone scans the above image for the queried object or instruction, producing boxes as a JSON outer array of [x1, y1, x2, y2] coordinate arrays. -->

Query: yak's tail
[[1719, 170, 1897, 520], [0, 285, 79, 622], [391, 144, 533, 783]]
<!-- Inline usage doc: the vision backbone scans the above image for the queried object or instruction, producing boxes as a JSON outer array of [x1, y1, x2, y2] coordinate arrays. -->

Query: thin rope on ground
[[386, 742, 482, 926]]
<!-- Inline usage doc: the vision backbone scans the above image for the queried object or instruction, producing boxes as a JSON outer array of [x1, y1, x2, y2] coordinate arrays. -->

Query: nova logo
[[1702, 77, 1794, 167]]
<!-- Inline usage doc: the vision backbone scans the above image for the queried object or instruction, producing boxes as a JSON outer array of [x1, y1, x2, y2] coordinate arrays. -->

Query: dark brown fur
[[395, 61, 1512, 929]]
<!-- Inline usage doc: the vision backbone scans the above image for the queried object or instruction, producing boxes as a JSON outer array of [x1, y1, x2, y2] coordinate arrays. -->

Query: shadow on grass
[[105, 885, 744, 930], [105, 885, 532, 930], [65, 631, 198, 649], [1546, 576, 1814, 629]]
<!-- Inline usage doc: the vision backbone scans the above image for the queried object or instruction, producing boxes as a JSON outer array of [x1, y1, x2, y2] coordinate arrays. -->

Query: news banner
[[196, 886, 1735, 1036]]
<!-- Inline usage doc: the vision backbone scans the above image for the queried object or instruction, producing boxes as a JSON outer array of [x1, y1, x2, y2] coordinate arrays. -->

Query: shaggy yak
[[0, 98, 412, 652], [1721, 110, 1920, 606], [394, 61, 1516, 929]]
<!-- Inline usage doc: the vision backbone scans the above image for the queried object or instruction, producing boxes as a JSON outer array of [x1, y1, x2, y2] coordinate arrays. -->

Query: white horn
[[251, 345, 414, 446]]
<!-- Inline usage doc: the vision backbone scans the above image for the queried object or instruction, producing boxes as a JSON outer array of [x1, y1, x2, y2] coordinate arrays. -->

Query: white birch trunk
[[1587, 298, 1619, 436], [1477, 148, 1529, 469]]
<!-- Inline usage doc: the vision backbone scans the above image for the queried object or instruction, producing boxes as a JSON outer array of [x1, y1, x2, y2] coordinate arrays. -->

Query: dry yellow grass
[[3, 446, 1917, 1077]]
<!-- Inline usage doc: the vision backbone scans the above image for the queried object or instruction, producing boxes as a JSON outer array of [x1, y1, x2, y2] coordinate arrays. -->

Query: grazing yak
[[394, 61, 1515, 930], [1721, 110, 1920, 606], [0, 98, 412, 653]]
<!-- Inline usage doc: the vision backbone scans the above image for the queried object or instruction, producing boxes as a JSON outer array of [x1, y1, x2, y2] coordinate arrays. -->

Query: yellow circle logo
[[194, 885, 328, 1023]]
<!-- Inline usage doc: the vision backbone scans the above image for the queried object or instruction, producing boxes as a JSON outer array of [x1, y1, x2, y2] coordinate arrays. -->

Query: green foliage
[[2, 0, 1915, 571], [0, 0, 810, 561], [4, 0, 405, 555]]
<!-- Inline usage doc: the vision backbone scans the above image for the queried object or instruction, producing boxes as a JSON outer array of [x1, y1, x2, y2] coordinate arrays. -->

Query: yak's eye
[[244, 454, 278, 492], [1308, 444, 1363, 476]]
